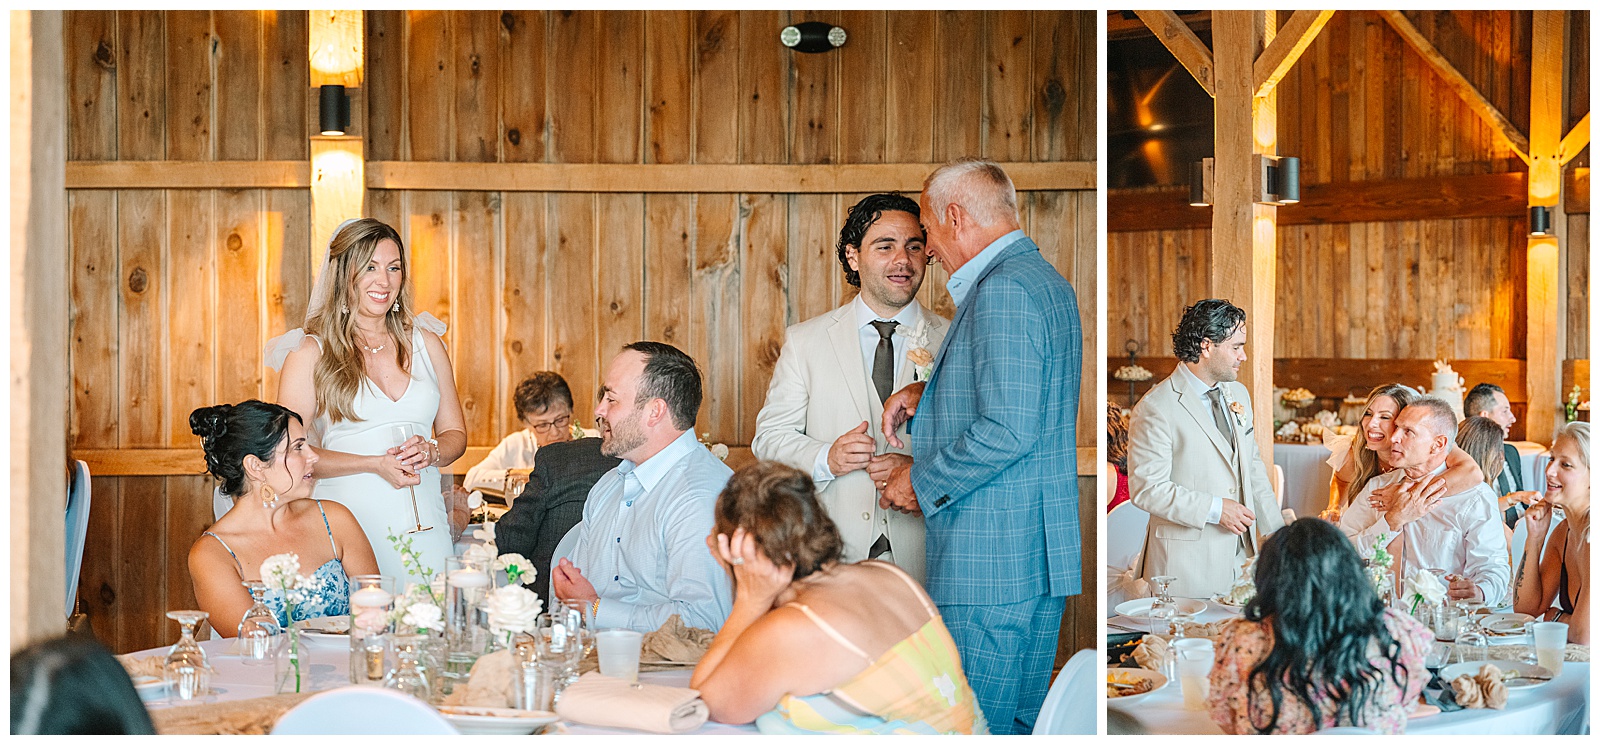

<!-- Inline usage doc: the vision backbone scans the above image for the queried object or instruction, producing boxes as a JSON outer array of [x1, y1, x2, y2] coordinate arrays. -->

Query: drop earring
[[392, 300, 400, 313], [340, 301, 349, 314], [261, 485, 279, 509]]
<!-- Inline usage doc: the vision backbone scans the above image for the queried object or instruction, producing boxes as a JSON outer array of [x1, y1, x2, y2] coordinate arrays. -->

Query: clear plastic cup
[[594, 628, 643, 683], [1531, 621, 1568, 676], [1173, 638, 1214, 711]]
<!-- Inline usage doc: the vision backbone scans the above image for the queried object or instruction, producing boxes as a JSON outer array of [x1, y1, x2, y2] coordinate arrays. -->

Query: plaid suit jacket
[[910, 236, 1082, 606]]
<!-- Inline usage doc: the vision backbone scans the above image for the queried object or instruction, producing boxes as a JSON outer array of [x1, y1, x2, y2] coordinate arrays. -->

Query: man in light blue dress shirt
[[551, 341, 734, 632]]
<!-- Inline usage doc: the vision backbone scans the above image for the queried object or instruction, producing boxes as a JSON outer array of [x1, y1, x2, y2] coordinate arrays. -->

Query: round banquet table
[[1109, 599, 1589, 736], [128, 638, 756, 735], [1113, 661, 1590, 735]]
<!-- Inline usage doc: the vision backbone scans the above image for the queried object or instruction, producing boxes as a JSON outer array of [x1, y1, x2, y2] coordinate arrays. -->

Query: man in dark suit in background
[[493, 433, 620, 611], [1464, 382, 1539, 528]]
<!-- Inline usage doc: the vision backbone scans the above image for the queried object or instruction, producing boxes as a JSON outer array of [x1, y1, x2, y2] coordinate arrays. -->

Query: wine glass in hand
[[390, 423, 432, 534]]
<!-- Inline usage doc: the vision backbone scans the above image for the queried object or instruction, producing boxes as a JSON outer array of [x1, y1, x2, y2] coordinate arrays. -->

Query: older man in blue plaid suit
[[880, 159, 1082, 734]]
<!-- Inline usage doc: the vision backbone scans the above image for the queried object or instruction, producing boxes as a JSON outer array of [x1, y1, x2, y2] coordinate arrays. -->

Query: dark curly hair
[[514, 371, 575, 419], [714, 462, 844, 581], [1243, 518, 1410, 733], [835, 193, 922, 288], [1172, 298, 1247, 363], [1107, 402, 1131, 471], [189, 400, 302, 498]]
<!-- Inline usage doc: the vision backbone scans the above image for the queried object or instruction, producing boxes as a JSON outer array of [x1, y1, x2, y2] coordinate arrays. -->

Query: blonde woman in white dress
[[269, 218, 466, 583]]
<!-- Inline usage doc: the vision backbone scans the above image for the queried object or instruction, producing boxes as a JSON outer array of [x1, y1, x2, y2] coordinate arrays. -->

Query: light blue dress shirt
[[945, 229, 1026, 307], [571, 429, 734, 632]]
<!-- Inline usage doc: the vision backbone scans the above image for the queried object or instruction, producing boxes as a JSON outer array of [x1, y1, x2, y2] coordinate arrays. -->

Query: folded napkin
[[640, 614, 715, 664], [441, 649, 518, 708], [554, 671, 708, 734], [1447, 664, 1508, 710], [1133, 635, 1171, 671], [117, 654, 166, 680]]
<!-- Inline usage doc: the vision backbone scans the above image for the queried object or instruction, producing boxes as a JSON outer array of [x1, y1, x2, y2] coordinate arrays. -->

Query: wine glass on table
[[1148, 575, 1177, 636], [165, 610, 213, 704], [390, 423, 432, 534]]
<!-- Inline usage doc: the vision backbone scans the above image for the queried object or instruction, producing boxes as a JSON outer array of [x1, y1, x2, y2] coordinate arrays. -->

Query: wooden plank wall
[[1108, 11, 1586, 378], [65, 10, 1099, 655]]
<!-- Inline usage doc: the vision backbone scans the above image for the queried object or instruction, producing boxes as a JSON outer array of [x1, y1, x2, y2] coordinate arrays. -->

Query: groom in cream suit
[[1129, 299, 1285, 599], [753, 193, 946, 583]]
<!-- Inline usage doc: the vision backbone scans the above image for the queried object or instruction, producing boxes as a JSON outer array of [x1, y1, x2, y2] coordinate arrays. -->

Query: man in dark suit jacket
[[493, 437, 620, 610], [1465, 382, 1538, 527]]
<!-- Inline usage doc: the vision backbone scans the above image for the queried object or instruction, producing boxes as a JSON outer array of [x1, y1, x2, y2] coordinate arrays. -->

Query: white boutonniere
[[899, 318, 935, 382]]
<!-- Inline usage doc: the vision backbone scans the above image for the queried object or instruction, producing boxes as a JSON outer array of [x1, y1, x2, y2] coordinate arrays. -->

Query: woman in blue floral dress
[[187, 400, 379, 632]]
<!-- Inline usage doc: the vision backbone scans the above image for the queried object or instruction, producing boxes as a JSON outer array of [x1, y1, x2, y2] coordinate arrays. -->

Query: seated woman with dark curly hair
[[1208, 518, 1433, 734], [188, 400, 379, 634], [690, 462, 987, 734]]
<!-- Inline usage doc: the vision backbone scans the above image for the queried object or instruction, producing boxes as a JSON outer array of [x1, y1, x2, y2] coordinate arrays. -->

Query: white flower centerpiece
[[483, 584, 544, 651], [1366, 534, 1395, 600], [1403, 567, 1447, 616], [261, 552, 325, 693]]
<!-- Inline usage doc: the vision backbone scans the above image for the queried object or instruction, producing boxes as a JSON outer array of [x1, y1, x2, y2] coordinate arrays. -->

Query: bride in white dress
[[268, 218, 466, 584]]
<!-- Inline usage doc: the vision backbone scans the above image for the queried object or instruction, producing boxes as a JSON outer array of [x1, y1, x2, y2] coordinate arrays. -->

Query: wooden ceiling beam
[[1253, 10, 1335, 99], [1560, 112, 1590, 167], [1378, 10, 1531, 164], [1133, 10, 1216, 97]]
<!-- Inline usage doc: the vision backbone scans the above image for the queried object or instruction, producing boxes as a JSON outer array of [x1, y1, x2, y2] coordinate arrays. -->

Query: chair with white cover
[[1106, 502, 1151, 607], [549, 523, 581, 606], [65, 460, 93, 617], [1031, 648, 1095, 735], [1270, 464, 1286, 505], [1310, 726, 1380, 735], [270, 687, 458, 734]]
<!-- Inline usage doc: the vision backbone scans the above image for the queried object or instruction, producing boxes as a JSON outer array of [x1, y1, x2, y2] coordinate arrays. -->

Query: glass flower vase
[[274, 626, 305, 694]]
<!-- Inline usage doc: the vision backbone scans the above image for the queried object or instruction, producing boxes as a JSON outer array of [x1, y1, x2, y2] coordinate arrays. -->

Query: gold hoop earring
[[261, 485, 278, 509]]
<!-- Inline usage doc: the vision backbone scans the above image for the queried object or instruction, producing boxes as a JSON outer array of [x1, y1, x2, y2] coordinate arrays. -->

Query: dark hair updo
[[189, 400, 303, 497], [714, 462, 844, 581]]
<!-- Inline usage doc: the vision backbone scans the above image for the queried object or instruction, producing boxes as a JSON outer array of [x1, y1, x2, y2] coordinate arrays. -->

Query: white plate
[[1482, 612, 1535, 635], [1114, 597, 1207, 619], [437, 706, 558, 735], [132, 676, 168, 702], [293, 616, 351, 645], [1439, 660, 1554, 691], [1106, 668, 1168, 707]]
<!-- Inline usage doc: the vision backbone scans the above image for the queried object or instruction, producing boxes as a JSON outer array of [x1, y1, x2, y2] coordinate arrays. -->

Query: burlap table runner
[[149, 692, 317, 735]]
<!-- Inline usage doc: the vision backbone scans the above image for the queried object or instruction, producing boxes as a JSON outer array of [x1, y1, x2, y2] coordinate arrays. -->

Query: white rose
[[402, 602, 445, 633], [480, 521, 496, 545], [483, 585, 543, 636], [493, 553, 538, 586], [260, 553, 301, 590], [1404, 569, 1447, 605], [462, 542, 497, 568], [710, 443, 729, 461], [467, 489, 484, 509]]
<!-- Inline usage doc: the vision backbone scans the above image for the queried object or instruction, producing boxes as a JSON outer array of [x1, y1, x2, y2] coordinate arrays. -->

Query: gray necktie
[[870, 320, 898, 404], [1206, 387, 1236, 447]]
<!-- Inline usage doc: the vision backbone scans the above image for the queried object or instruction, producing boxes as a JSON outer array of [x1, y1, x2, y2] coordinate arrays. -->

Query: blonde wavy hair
[[304, 218, 416, 424]]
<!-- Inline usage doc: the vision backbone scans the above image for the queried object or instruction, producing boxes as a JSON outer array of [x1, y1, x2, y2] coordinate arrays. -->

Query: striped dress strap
[[202, 531, 245, 578]]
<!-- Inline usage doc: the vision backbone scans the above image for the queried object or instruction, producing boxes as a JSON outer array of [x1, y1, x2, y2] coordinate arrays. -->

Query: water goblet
[[384, 634, 432, 701], [561, 598, 595, 658], [1148, 575, 1177, 637], [237, 581, 281, 666], [165, 610, 213, 704], [390, 423, 432, 534]]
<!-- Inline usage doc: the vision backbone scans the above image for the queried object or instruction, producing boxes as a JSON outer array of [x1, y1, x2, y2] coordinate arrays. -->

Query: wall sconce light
[[319, 84, 351, 136], [1529, 205, 1552, 237], [781, 21, 847, 53], [1254, 154, 1300, 205], [1189, 158, 1214, 207]]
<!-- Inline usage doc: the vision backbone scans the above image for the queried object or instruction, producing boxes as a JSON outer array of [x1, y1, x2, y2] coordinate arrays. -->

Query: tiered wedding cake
[[1428, 360, 1466, 421]]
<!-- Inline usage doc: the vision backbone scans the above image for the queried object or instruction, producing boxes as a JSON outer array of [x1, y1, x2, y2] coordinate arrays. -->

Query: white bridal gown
[[312, 325, 452, 585]]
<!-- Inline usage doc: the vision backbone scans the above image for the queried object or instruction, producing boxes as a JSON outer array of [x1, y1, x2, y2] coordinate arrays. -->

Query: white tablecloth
[[1114, 661, 1590, 735], [129, 638, 756, 735], [1272, 442, 1334, 519]]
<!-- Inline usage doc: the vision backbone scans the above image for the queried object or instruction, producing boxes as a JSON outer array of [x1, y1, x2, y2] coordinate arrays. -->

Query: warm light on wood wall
[[310, 10, 363, 88], [310, 138, 365, 273]]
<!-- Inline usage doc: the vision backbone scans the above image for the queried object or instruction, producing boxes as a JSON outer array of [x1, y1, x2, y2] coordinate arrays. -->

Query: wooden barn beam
[[1379, 10, 1531, 164], [1525, 10, 1569, 443], [1253, 10, 1335, 99], [1560, 112, 1590, 167], [1134, 10, 1216, 97], [1211, 10, 1277, 457]]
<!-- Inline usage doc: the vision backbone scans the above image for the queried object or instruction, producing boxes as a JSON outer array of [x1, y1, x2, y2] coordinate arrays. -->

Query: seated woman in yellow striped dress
[[690, 462, 986, 735]]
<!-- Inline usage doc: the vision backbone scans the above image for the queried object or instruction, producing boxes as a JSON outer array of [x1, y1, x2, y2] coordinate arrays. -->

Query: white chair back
[[270, 687, 458, 734], [65, 460, 93, 617], [549, 523, 582, 605], [213, 484, 232, 522], [1105, 502, 1151, 606], [1310, 726, 1380, 735], [1031, 648, 1095, 735], [1510, 514, 1529, 578], [1271, 464, 1285, 505]]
